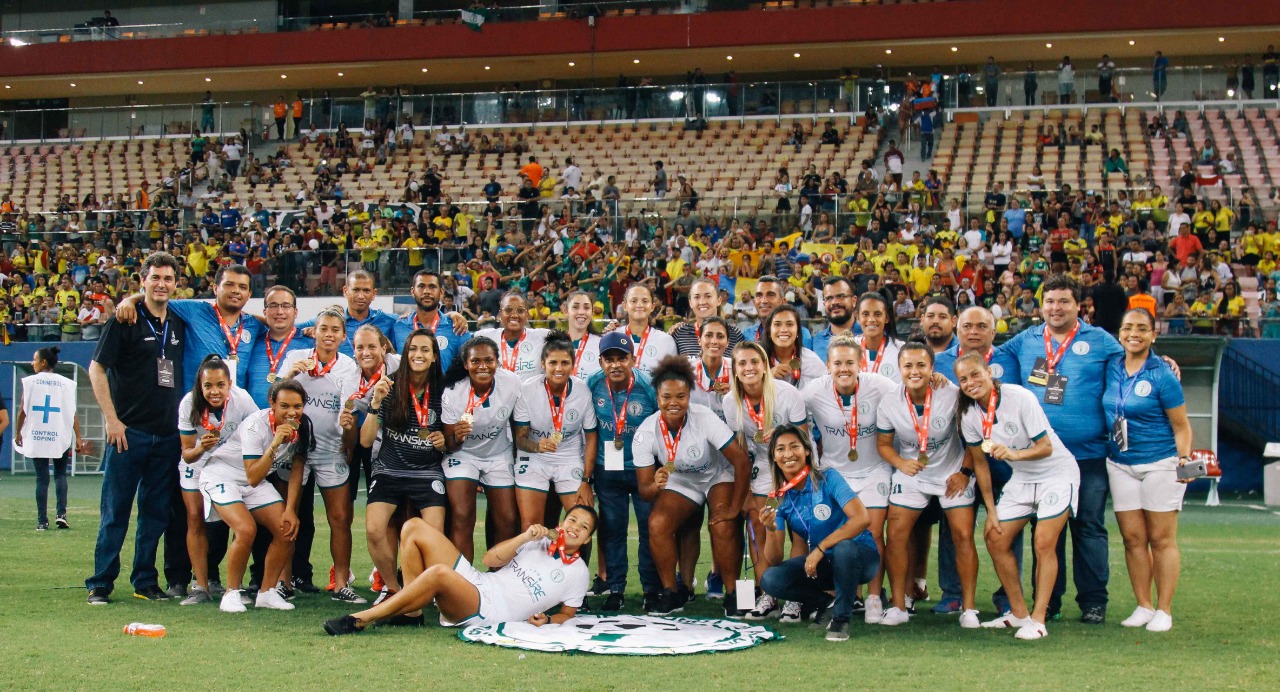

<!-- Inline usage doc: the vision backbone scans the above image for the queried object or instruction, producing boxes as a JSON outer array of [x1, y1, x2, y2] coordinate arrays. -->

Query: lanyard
[[833, 381, 859, 448], [981, 386, 998, 439], [265, 328, 296, 375], [572, 336, 591, 376], [500, 332, 526, 372], [1042, 321, 1080, 375], [268, 410, 298, 443], [658, 414, 684, 466], [309, 349, 337, 378], [963, 346, 994, 364], [697, 357, 730, 392], [213, 303, 245, 359], [144, 315, 170, 360], [545, 380, 569, 433], [411, 384, 432, 428], [607, 376, 635, 438], [1115, 369, 1143, 419], [413, 311, 441, 334], [905, 387, 934, 455]]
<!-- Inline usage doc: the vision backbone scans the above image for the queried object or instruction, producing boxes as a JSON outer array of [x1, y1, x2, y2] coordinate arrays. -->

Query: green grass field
[[0, 474, 1276, 690]]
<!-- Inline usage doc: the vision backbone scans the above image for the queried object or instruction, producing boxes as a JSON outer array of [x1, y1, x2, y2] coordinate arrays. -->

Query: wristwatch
[[959, 467, 975, 478], [582, 475, 594, 486]]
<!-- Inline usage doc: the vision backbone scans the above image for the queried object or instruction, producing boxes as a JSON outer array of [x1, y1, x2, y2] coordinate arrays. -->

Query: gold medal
[[981, 439, 994, 454], [418, 429, 432, 440], [614, 439, 624, 451], [550, 432, 564, 445], [226, 354, 237, 363], [343, 399, 355, 411], [788, 358, 801, 371], [764, 496, 780, 510], [918, 452, 929, 466], [459, 412, 474, 424], [848, 448, 858, 462], [266, 373, 277, 383], [207, 428, 221, 439], [663, 461, 676, 473], [754, 431, 764, 444]]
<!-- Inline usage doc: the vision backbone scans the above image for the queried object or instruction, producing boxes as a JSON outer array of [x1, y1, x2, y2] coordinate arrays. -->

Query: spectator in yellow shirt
[[355, 228, 381, 270], [402, 227, 425, 270], [54, 277, 80, 309]]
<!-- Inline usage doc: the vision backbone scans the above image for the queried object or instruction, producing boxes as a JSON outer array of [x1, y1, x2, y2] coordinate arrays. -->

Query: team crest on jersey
[[567, 409, 580, 423], [877, 482, 889, 497], [572, 467, 584, 479], [1003, 421, 1019, 436], [239, 331, 252, 344], [1135, 381, 1153, 397], [1044, 491, 1059, 506], [813, 503, 832, 520], [858, 401, 872, 416], [436, 335, 450, 351], [628, 401, 645, 416], [633, 430, 646, 447], [930, 417, 948, 431], [497, 406, 510, 419], [687, 443, 705, 461], [336, 463, 349, 475], [881, 363, 897, 377], [1072, 341, 1090, 356], [990, 364, 1004, 378], [550, 569, 565, 584], [432, 480, 445, 494]]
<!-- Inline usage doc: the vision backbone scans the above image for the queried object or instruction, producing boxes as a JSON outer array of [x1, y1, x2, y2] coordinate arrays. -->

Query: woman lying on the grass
[[324, 505, 597, 635]]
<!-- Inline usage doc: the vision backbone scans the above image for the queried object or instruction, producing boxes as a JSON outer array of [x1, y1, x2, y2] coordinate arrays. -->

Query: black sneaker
[[825, 618, 850, 642], [386, 613, 425, 627], [723, 595, 748, 619], [588, 575, 608, 597], [133, 585, 170, 601], [164, 584, 187, 599], [55, 515, 70, 529], [36, 521, 49, 531], [646, 588, 684, 616], [1080, 606, 1106, 625], [276, 581, 296, 601], [676, 582, 694, 605], [291, 577, 322, 594], [323, 615, 364, 636], [246, 581, 261, 595], [601, 592, 626, 613], [809, 596, 835, 630], [851, 596, 865, 614], [87, 587, 110, 605]]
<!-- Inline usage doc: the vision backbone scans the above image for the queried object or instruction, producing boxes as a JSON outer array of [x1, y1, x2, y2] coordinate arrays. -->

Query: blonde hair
[[826, 333, 862, 362], [729, 341, 777, 445]]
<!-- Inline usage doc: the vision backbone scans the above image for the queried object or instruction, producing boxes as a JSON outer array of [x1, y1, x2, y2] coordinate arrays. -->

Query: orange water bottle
[[123, 622, 166, 638]]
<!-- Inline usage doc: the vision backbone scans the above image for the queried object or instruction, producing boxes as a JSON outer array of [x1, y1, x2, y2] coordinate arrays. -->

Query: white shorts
[[201, 479, 283, 522], [996, 476, 1078, 521], [890, 471, 976, 511], [451, 556, 511, 624], [750, 452, 772, 497], [665, 464, 734, 506], [515, 460, 583, 495], [445, 454, 515, 488], [845, 465, 892, 510], [179, 460, 205, 493], [311, 462, 351, 489], [1107, 458, 1186, 513]]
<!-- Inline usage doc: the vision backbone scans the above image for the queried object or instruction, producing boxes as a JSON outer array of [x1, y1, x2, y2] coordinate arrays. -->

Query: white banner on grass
[[458, 615, 779, 656]]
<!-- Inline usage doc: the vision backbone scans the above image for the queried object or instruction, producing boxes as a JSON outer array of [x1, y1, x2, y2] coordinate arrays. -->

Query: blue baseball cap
[[598, 331, 634, 357]]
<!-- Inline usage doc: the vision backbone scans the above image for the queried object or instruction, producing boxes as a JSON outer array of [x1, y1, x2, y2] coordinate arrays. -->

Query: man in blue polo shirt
[[298, 270, 397, 357], [995, 274, 1124, 624], [391, 270, 469, 371], [812, 277, 857, 363], [586, 332, 660, 613], [742, 275, 813, 348], [245, 284, 314, 409]]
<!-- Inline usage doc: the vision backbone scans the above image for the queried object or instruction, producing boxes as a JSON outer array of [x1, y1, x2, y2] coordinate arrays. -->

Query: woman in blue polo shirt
[[759, 424, 879, 642], [1101, 309, 1193, 634]]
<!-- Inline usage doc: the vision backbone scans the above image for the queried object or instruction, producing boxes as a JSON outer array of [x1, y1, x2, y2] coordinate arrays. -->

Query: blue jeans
[[34, 456, 69, 524], [939, 458, 1021, 601], [86, 429, 181, 593], [597, 469, 659, 595], [761, 538, 879, 621], [1047, 456, 1110, 612]]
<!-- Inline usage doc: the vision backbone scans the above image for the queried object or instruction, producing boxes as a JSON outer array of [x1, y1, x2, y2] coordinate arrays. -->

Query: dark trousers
[[761, 539, 879, 621], [252, 473, 316, 585], [1047, 456, 1110, 612], [86, 429, 180, 593], [34, 456, 69, 524], [939, 459, 1021, 602], [166, 490, 229, 588], [275, 117, 286, 140], [596, 469, 658, 595]]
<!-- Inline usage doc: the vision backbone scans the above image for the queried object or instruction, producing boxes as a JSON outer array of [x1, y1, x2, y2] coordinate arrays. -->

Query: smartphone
[[1176, 459, 1208, 481]]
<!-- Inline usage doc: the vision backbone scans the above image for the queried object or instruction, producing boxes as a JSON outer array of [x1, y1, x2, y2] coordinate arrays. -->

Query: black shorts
[[367, 474, 448, 513], [1049, 251, 1068, 265]]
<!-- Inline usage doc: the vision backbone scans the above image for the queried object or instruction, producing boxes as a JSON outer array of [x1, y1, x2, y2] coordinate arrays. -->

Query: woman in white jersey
[[802, 334, 897, 623], [874, 341, 979, 628], [441, 336, 521, 561], [323, 506, 597, 635], [684, 316, 735, 598], [855, 292, 903, 382], [514, 332, 599, 528], [634, 356, 751, 618], [564, 290, 602, 379], [200, 378, 309, 613], [279, 306, 364, 603], [176, 356, 258, 605], [954, 352, 1079, 641], [475, 292, 548, 381], [724, 341, 808, 621], [615, 283, 677, 375], [760, 304, 825, 389]]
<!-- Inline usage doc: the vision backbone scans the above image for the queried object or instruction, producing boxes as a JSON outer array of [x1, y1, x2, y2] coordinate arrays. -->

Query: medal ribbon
[[572, 336, 591, 376], [745, 397, 766, 437], [351, 365, 384, 403], [767, 465, 810, 503], [214, 303, 245, 359], [962, 345, 994, 364], [697, 357, 730, 392], [411, 384, 432, 428], [1042, 320, 1081, 375], [309, 348, 337, 378], [631, 325, 651, 360], [658, 414, 684, 466], [413, 311, 441, 334], [546, 528, 581, 564], [607, 376, 635, 438], [201, 404, 226, 433], [545, 380, 568, 433], [981, 386, 998, 440], [905, 386, 933, 457], [772, 350, 801, 383], [500, 332, 526, 372], [268, 410, 299, 443], [862, 336, 886, 374], [833, 381, 858, 451], [264, 328, 296, 376], [465, 384, 492, 416]]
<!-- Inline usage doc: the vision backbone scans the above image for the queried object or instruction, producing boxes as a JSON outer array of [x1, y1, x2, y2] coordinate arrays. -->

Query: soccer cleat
[[864, 594, 885, 624], [745, 593, 778, 621], [291, 577, 321, 594], [332, 587, 368, 604], [1146, 610, 1173, 632], [55, 515, 70, 529], [705, 570, 724, 600], [959, 609, 981, 629], [778, 600, 803, 624], [86, 588, 110, 605], [207, 580, 226, 597], [133, 585, 170, 601], [931, 596, 963, 614], [36, 521, 49, 531], [825, 618, 851, 642], [1014, 620, 1048, 640], [164, 584, 187, 600], [255, 588, 296, 610], [983, 612, 1032, 629], [587, 575, 608, 597], [180, 587, 211, 606], [220, 589, 247, 613], [646, 589, 685, 616], [1080, 606, 1106, 625], [601, 592, 626, 613], [879, 606, 910, 626], [323, 615, 363, 636], [1122, 606, 1156, 628], [370, 568, 385, 593]]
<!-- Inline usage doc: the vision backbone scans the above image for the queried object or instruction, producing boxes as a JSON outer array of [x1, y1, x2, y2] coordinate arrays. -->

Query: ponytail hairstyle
[[268, 377, 316, 454], [314, 305, 348, 344], [34, 346, 61, 371], [857, 290, 899, 346], [565, 290, 599, 336], [825, 333, 863, 365], [189, 354, 233, 429], [386, 328, 444, 430], [443, 335, 499, 389], [354, 323, 393, 354], [540, 329, 576, 364], [728, 341, 777, 444], [953, 351, 998, 437]]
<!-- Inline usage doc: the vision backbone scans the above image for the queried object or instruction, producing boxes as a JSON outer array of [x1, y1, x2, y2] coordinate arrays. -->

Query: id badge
[[735, 580, 756, 612], [1043, 372, 1068, 405], [1027, 357, 1049, 386], [1111, 416, 1128, 452], [157, 358, 175, 388], [604, 444, 625, 472]]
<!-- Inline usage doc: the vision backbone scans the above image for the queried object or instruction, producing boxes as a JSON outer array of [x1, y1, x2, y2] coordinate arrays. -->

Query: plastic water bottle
[[123, 623, 166, 638]]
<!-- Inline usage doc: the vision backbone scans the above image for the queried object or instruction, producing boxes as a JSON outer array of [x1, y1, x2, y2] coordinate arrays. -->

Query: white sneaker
[[745, 593, 778, 621], [239, 590, 253, 606], [255, 588, 296, 610], [778, 600, 803, 623], [1121, 606, 1156, 628], [1146, 610, 1173, 632], [904, 595, 915, 613], [864, 594, 885, 624], [879, 606, 910, 626], [1014, 620, 1048, 640], [959, 609, 981, 629], [982, 611, 1031, 629], [219, 589, 247, 613]]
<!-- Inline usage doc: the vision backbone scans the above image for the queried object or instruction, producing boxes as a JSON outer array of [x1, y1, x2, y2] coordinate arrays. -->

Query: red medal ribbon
[[905, 386, 934, 458], [466, 384, 493, 416], [631, 325, 651, 360], [1042, 321, 1080, 375], [658, 414, 685, 466], [833, 381, 859, 452], [413, 311, 441, 334], [213, 303, 245, 359], [767, 465, 811, 502], [546, 528, 581, 564], [697, 357, 731, 392], [545, 380, 568, 433], [500, 332, 526, 372], [268, 410, 299, 443], [350, 365, 384, 403], [411, 384, 432, 428], [981, 386, 999, 440], [607, 376, 635, 438], [745, 397, 766, 438], [264, 328, 296, 376], [309, 348, 337, 378], [861, 336, 887, 374], [571, 336, 591, 376], [201, 404, 227, 433]]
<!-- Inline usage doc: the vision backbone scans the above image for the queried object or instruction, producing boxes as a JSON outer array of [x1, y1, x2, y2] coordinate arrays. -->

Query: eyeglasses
[[823, 293, 852, 301], [265, 303, 295, 311]]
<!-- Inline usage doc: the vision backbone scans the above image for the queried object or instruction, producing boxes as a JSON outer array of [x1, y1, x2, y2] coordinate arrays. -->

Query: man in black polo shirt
[[85, 252, 187, 605]]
